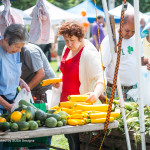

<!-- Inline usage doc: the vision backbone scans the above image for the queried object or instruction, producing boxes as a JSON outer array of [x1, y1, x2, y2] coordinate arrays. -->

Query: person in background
[[91, 15, 105, 50], [140, 18, 146, 39], [101, 14, 150, 102], [54, 23, 66, 72], [21, 43, 56, 102], [38, 43, 52, 62], [142, 19, 150, 58], [51, 21, 105, 150], [0, 24, 30, 150]]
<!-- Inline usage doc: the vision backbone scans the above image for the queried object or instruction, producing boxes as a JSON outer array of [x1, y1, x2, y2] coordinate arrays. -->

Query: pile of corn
[[113, 99, 150, 144], [50, 95, 120, 126]]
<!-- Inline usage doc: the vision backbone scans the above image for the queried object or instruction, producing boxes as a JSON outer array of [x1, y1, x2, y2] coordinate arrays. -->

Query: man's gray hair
[[3, 24, 29, 45], [123, 13, 134, 25]]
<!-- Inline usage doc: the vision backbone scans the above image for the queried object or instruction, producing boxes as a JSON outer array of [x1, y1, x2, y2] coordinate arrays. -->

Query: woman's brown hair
[[57, 21, 85, 40]]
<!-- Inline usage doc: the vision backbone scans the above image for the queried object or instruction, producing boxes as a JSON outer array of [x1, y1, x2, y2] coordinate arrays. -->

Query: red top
[[60, 47, 84, 102]]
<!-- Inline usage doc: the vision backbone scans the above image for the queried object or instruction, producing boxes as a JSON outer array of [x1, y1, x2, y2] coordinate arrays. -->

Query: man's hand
[[51, 82, 60, 88], [146, 59, 150, 70], [99, 95, 106, 104], [7, 103, 14, 113], [96, 44, 100, 50], [19, 79, 30, 92]]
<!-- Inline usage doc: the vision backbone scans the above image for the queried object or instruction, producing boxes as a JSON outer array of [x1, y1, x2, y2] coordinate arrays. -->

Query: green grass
[[49, 61, 69, 149], [50, 135, 69, 150], [50, 60, 61, 77]]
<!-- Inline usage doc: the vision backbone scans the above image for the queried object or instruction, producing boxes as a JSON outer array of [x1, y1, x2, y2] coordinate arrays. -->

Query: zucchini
[[19, 100, 37, 111]]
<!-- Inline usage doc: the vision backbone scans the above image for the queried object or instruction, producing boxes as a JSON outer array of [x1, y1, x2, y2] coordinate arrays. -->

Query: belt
[[107, 83, 134, 90]]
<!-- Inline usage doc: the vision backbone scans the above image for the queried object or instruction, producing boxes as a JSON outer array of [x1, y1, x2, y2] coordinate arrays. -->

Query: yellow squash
[[67, 119, 85, 126], [59, 101, 91, 108], [41, 78, 62, 86], [10, 111, 22, 122], [89, 112, 120, 119], [70, 114, 84, 119], [86, 117, 114, 124], [61, 108, 73, 114], [0, 117, 6, 122], [74, 104, 108, 112], [67, 95, 89, 102]]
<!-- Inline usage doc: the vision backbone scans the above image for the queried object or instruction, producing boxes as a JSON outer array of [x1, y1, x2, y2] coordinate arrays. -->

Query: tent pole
[[101, 0, 131, 149], [133, 0, 146, 149]]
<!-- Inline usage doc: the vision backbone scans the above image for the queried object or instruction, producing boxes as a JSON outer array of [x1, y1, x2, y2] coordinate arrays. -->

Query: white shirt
[[101, 31, 144, 86]]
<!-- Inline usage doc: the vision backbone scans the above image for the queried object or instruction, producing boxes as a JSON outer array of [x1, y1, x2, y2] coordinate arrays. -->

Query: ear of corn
[[41, 78, 62, 86], [86, 117, 114, 124], [67, 95, 89, 102]]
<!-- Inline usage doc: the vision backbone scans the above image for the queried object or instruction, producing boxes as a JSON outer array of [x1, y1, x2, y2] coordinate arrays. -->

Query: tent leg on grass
[[134, 0, 146, 149]]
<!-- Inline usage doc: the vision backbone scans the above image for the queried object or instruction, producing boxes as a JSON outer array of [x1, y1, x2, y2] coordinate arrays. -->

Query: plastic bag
[[46, 83, 62, 109], [11, 88, 34, 112], [127, 88, 138, 102], [127, 66, 150, 106], [141, 66, 150, 106]]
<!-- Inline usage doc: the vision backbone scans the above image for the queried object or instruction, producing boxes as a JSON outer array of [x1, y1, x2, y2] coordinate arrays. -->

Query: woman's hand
[[85, 92, 97, 104], [7, 103, 14, 113], [51, 82, 61, 88], [19, 79, 30, 92]]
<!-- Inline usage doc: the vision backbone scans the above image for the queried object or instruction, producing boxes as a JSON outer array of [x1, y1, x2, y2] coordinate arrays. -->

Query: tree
[[11, 0, 36, 10], [10, 0, 150, 13]]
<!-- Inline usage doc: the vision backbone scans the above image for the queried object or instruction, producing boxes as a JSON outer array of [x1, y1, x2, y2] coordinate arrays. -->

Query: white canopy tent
[[24, 0, 81, 25], [109, 2, 150, 22], [0, 5, 32, 25]]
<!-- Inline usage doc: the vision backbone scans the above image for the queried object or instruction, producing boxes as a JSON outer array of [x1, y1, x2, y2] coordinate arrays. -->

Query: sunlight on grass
[[49, 61, 68, 150], [50, 60, 61, 77], [50, 134, 69, 150]]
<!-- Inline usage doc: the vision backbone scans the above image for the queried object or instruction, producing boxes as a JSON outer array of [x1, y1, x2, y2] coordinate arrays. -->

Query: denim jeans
[[65, 133, 80, 150]]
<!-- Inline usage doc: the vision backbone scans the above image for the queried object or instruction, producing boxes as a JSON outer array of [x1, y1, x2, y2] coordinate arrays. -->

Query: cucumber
[[47, 109, 57, 114], [0, 122, 10, 131], [57, 121, 63, 127], [46, 113, 61, 121], [16, 121, 30, 131], [28, 121, 38, 130], [36, 120, 42, 127], [61, 119, 67, 126], [45, 117, 57, 128], [10, 123, 18, 132], [20, 112, 26, 121], [26, 106, 35, 121], [35, 110, 47, 122]]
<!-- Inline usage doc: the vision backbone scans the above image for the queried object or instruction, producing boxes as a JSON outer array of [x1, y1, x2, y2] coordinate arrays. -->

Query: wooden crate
[[79, 129, 150, 150]]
